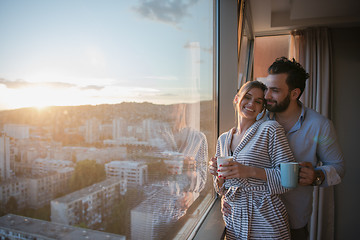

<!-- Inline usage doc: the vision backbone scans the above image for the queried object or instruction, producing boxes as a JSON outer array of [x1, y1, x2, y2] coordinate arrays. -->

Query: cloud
[[158, 93, 177, 97], [0, 78, 76, 89], [0, 78, 30, 89], [39, 82, 77, 89], [0, 78, 104, 91], [133, 0, 199, 27], [80, 85, 105, 91]]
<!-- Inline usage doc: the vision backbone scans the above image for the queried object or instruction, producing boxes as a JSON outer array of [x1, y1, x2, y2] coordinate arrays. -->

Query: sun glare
[[3, 86, 68, 110]]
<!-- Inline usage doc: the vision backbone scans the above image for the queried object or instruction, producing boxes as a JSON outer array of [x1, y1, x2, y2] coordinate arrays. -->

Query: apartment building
[[16, 139, 54, 163], [51, 178, 124, 228], [3, 124, 30, 140], [0, 168, 73, 210], [0, 178, 28, 210], [27, 168, 74, 209], [32, 158, 74, 175], [85, 118, 100, 144], [0, 214, 125, 240], [131, 185, 184, 240], [0, 134, 12, 181], [113, 117, 127, 140], [105, 160, 148, 187]]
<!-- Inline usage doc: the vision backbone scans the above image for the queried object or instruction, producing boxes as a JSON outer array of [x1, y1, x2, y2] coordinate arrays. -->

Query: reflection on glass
[[0, 0, 214, 239], [131, 103, 208, 239]]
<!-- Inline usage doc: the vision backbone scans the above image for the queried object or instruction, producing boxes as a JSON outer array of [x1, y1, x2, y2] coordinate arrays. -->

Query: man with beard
[[264, 57, 344, 239], [222, 57, 345, 240]]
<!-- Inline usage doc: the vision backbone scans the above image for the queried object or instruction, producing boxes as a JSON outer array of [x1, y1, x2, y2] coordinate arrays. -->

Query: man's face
[[264, 73, 291, 112]]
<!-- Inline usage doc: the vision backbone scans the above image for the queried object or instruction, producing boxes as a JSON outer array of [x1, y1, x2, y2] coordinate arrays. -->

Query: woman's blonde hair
[[233, 80, 267, 125]]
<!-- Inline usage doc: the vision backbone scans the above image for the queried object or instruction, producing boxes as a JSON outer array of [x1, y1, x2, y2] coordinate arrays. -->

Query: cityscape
[[0, 101, 215, 239], [0, 0, 214, 239]]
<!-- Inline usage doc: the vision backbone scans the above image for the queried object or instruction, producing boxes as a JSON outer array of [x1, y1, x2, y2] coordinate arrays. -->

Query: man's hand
[[299, 162, 316, 186], [221, 195, 232, 217]]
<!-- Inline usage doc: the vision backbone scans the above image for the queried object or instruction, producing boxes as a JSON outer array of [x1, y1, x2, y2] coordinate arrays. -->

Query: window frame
[[191, 0, 253, 238]]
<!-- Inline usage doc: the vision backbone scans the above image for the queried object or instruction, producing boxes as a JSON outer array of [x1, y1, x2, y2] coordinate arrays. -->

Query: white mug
[[217, 156, 233, 174]]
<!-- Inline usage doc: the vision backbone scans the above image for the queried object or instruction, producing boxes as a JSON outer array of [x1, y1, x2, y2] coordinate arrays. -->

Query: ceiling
[[249, 0, 360, 36]]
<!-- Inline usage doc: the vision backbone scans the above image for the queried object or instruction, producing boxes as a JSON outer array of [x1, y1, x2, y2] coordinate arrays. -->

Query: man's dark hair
[[268, 57, 309, 99]]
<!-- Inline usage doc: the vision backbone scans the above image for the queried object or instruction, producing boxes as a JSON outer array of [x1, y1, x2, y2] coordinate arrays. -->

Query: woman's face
[[237, 87, 264, 120]]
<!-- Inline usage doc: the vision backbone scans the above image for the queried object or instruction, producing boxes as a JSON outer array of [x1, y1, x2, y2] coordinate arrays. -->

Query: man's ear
[[291, 88, 301, 100]]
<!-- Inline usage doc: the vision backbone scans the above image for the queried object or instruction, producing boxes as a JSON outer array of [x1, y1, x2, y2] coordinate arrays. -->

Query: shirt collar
[[290, 102, 305, 133], [265, 101, 306, 133]]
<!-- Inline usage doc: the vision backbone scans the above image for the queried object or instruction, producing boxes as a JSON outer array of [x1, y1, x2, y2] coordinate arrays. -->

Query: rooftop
[[52, 178, 122, 204], [0, 214, 125, 240]]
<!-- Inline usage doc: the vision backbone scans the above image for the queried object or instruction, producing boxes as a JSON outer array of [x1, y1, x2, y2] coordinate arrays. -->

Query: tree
[[75, 222, 89, 229], [105, 188, 144, 236], [69, 159, 106, 191], [105, 198, 129, 235], [147, 160, 169, 182], [18, 204, 51, 221]]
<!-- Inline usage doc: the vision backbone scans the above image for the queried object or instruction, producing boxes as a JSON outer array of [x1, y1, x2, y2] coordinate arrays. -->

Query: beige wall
[[218, 0, 238, 135], [332, 26, 360, 239]]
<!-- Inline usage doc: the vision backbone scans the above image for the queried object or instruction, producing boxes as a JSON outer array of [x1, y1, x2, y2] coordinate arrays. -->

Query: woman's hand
[[218, 161, 250, 179], [208, 157, 218, 176], [221, 195, 232, 217], [177, 192, 195, 210], [209, 157, 226, 187], [219, 161, 266, 181]]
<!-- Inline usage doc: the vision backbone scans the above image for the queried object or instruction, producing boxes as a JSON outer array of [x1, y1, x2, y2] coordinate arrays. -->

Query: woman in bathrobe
[[209, 81, 294, 240]]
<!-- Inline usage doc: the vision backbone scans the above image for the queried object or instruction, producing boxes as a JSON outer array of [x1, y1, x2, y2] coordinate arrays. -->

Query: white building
[[142, 119, 164, 142], [3, 124, 30, 139], [105, 160, 148, 187], [51, 178, 124, 227], [32, 158, 74, 175], [85, 118, 100, 144], [0, 134, 12, 181], [113, 117, 126, 140]]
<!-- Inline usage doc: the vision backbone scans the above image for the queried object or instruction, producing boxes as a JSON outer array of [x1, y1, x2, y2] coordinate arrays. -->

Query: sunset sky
[[0, 0, 213, 110]]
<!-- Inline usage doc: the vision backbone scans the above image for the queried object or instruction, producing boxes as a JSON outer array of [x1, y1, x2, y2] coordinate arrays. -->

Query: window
[[0, 1, 215, 239], [237, 0, 253, 87], [253, 35, 290, 81]]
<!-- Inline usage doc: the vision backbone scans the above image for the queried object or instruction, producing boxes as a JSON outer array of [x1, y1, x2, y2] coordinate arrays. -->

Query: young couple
[[209, 57, 345, 240]]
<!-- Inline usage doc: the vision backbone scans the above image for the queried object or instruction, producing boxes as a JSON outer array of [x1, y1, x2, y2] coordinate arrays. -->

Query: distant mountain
[[0, 101, 213, 128]]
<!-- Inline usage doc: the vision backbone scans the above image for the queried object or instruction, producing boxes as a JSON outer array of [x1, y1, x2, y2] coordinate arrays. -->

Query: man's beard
[[266, 93, 291, 112]]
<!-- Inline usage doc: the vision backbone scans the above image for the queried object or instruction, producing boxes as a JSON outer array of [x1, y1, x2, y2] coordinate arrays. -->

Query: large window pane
[[0, 1, 215, 239], [253, 35, 290, 81]]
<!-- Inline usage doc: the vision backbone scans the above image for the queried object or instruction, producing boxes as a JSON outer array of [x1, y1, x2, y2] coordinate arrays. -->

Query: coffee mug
[[217, 156, 233, 174], [280, 162, 299, 188]]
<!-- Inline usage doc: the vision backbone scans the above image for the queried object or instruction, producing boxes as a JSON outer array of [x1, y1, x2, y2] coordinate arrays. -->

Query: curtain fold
[[290, 27, 334, 240]]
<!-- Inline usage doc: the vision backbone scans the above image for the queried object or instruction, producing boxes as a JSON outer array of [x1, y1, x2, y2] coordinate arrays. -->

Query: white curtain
[[289, 27, 334, 240]]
